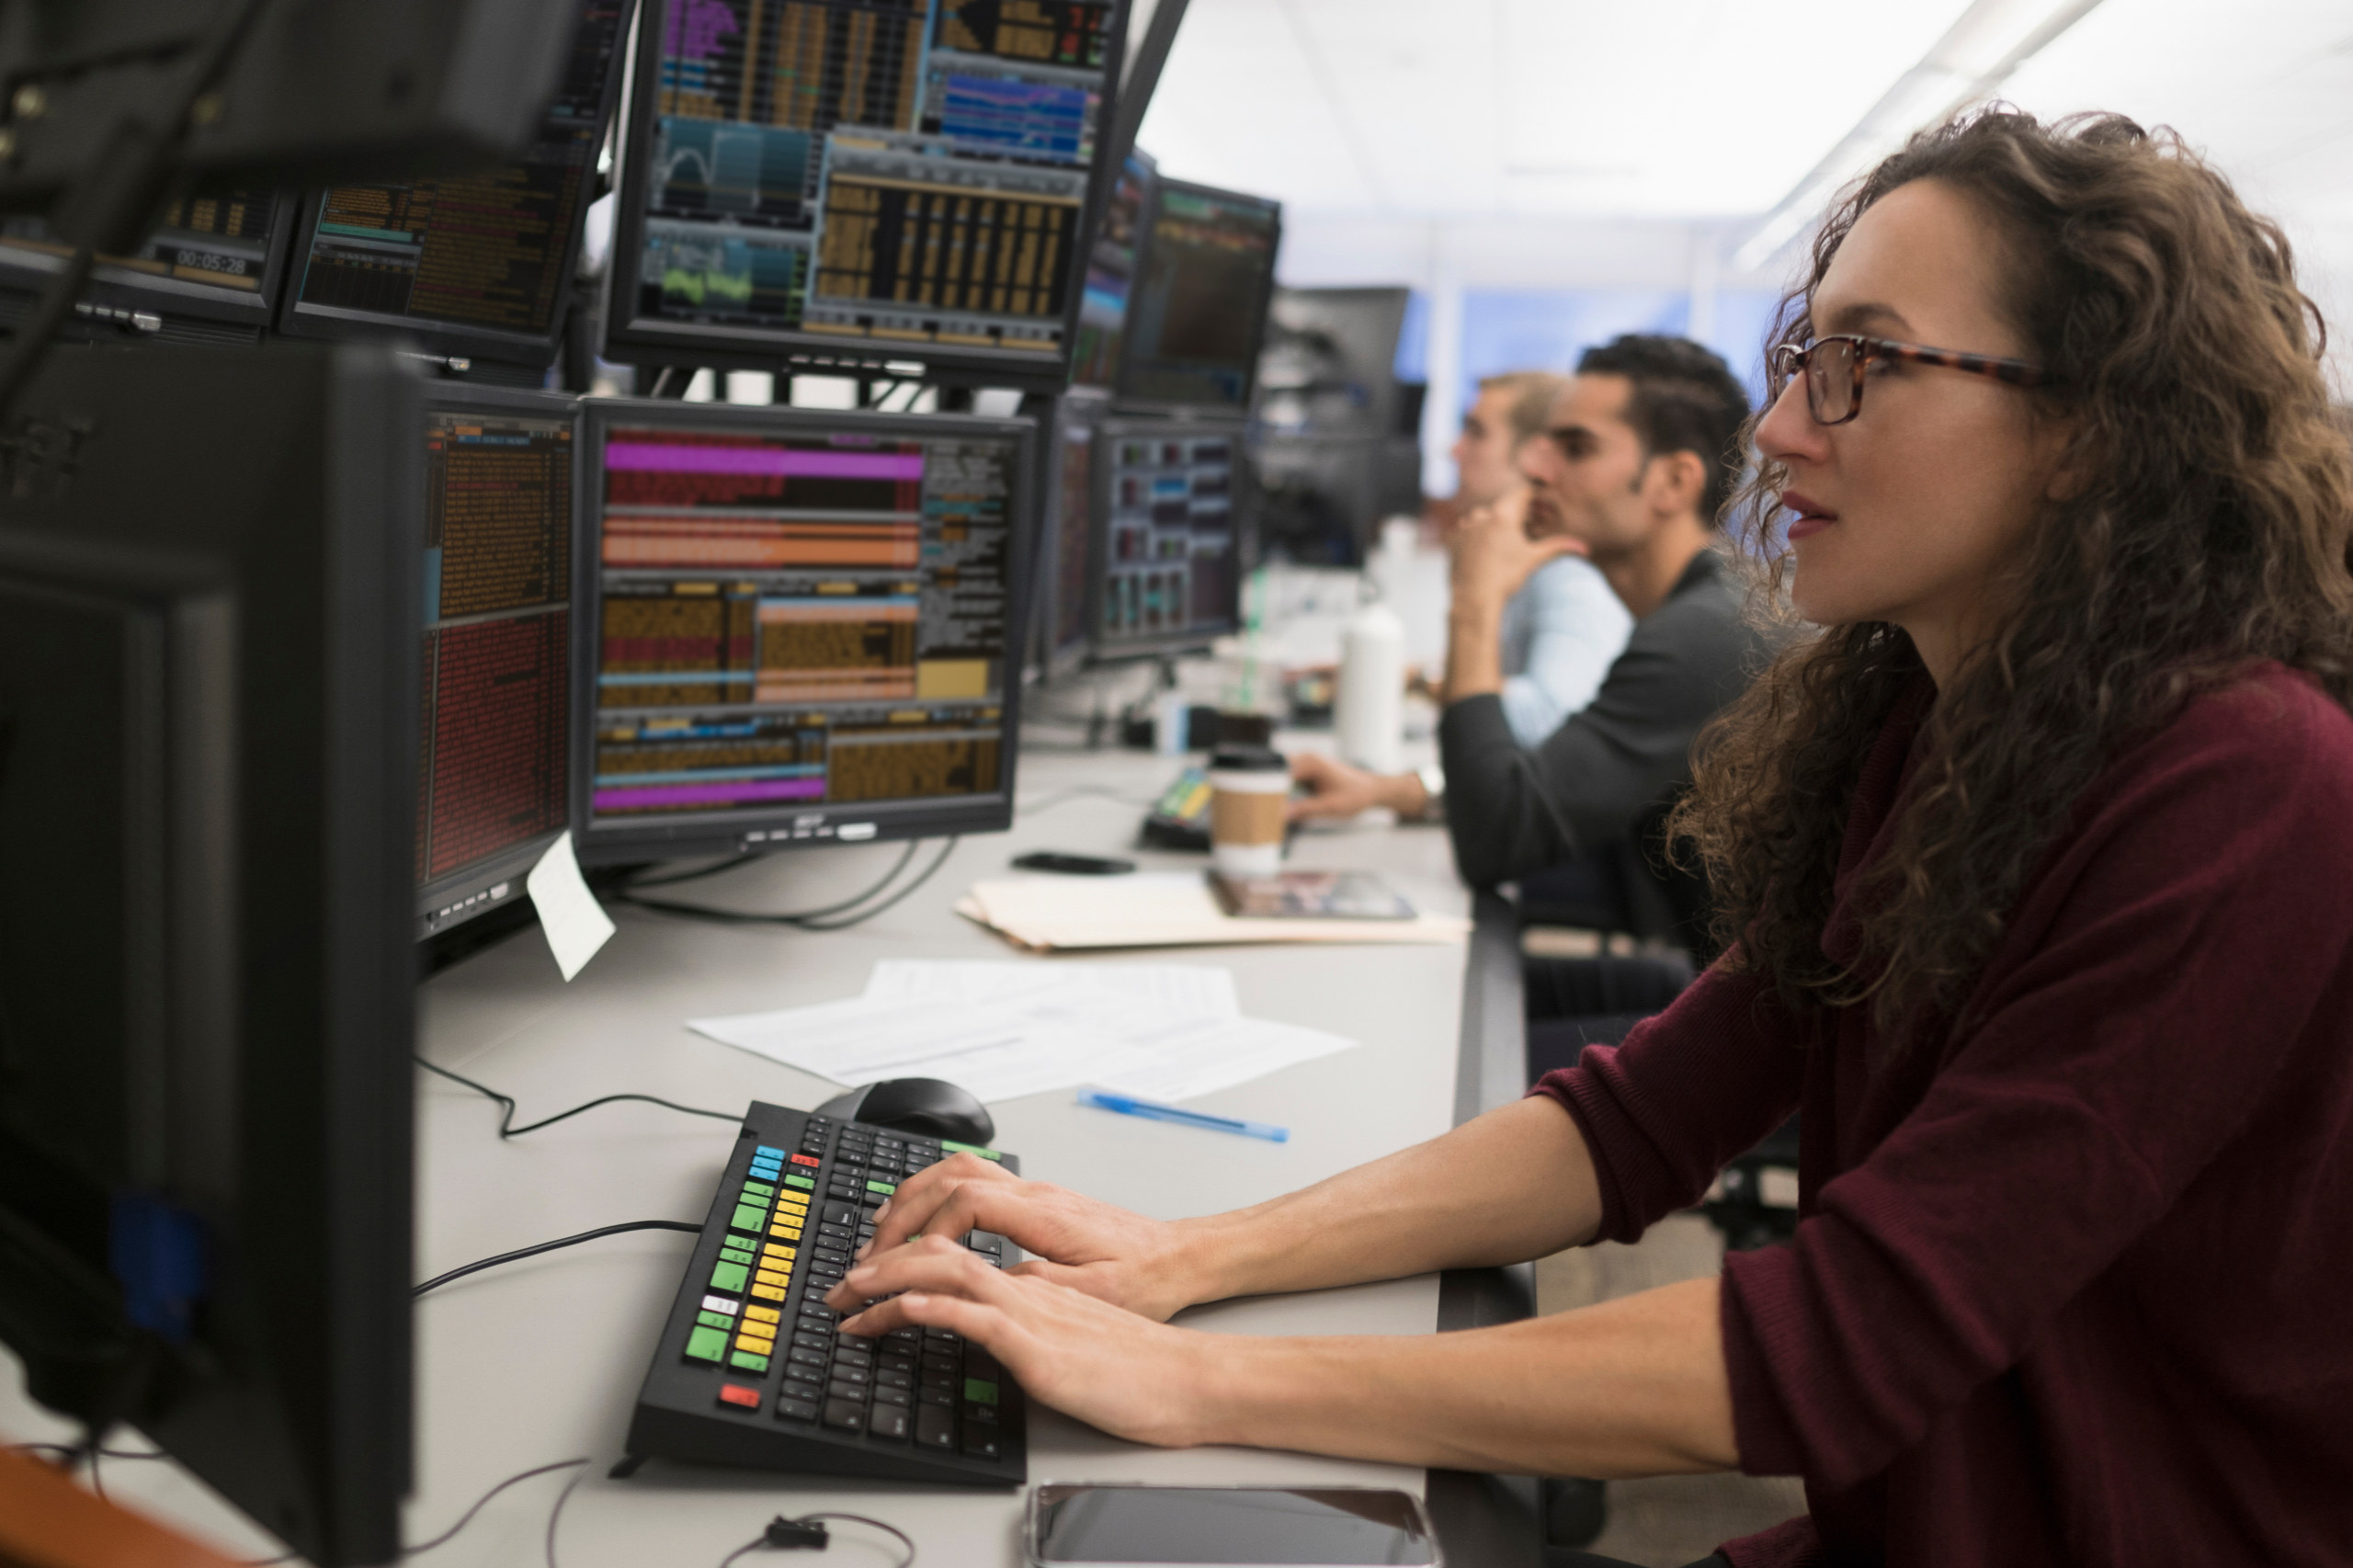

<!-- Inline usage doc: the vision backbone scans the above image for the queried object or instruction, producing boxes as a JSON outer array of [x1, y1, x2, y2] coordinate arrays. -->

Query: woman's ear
[[2040, 416, 2091, 503]]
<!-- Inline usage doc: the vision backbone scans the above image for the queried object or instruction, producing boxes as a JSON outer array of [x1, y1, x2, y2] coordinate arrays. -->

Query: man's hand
[[833, 1153, 1215, 1322], [1448, 490, 1587, 625], [1287, 750, 1427, 822]]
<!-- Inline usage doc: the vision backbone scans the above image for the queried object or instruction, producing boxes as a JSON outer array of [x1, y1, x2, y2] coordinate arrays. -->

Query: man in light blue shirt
[[1453, 372, 1633, 744]]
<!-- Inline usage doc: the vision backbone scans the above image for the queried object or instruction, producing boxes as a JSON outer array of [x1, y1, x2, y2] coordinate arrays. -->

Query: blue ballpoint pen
[[1075, 1088, 1289, 1142]]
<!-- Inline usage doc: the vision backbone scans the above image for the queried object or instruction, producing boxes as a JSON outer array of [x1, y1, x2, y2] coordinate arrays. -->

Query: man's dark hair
[[1574, 335, 1751, 526]]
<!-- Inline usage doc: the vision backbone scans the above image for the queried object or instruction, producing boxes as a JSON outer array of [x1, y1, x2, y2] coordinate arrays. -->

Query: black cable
[[619, 855, 766, 891], [402, 1458, 588, 1558], [617, 836, 958, 932], [611, 839, 918, 922], [719, 1513, 916, 1568], [1015, 783, 1159, 818], [416, 1055, 739, 1140], [545, 1465, 587, 1568], [414, 1221, 701, 1298]]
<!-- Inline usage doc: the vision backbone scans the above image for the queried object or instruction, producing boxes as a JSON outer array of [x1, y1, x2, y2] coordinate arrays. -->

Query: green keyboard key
[[731, 1204, 767, 1232], [710, 1260, 749, 1293], [866, 1179, 896, 1196], [783, 1174, 815, 1190], [940, 1141, 1001, 1161], [729, 1350, 770, 1372], [697, 1310, 734, 1331], [719, 1245, 756, 1267], [963, 1377, 998, 1406], [741, 1181, 776, 1199], [685, 1325, 728, 1363]]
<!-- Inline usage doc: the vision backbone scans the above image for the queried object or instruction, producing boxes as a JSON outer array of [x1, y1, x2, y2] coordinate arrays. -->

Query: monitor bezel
[[271, 0, 637, 369], [571, 396, 1038, 865], [597, 0, 1132, 391], [1109, 176, 1283, 417], [1067, 145, 1155, 393], [1036, 385, 1111, 676], [1083, 410, 1250, 665], [415, 382, 585, 937], [0, 187, 300, 335]]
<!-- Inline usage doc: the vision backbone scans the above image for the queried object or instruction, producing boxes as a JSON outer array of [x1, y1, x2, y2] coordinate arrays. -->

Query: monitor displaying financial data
[[417, 388, 580, 936], [277, 0, 632, 369], [575, 402, 1034, 860], [0, 188, 296, 338], [603, 0, 1128, 384], [1089, 416, 1243, 658], [1114, 177, 1281, 413]]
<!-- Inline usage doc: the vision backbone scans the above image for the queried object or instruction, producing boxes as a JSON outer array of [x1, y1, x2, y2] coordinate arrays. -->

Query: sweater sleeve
[[1529, 957, 1808, 1242], [1498, 556, 1633, 746], [1720, 683, 2353, 1488]]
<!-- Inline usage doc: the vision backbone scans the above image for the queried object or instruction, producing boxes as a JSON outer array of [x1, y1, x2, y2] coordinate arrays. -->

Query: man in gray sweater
[[1292, 335, 1769, 955]]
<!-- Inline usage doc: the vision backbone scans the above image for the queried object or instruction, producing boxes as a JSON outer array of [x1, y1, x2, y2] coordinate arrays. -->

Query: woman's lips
[[1782, 492, 1837, 542]]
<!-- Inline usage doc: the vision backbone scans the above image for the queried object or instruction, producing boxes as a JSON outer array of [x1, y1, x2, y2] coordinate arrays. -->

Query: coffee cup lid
[[1208, 744, 1286, 773]]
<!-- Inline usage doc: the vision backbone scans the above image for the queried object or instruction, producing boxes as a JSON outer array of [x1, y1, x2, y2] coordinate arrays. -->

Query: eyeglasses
[[1769, 335, 2052, 426]]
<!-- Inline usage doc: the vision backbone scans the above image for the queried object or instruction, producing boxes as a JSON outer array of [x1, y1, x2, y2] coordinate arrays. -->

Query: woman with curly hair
[[824, 110, 2353, 1566]]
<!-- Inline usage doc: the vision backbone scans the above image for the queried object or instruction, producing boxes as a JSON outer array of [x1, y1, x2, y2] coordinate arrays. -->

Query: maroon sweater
[[1534, 663, 2353, 1567]]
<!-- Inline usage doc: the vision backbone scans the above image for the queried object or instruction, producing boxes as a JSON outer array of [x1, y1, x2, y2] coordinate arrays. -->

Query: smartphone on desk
[[1026, 1483, 1439, 1566]]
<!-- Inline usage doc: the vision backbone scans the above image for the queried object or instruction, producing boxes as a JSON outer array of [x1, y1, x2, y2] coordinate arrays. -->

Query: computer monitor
[[417, 386, 582, 937], [1113, 177, 1281, 414], [0, 189, 298, 346], [1069, 147, 1154, 389], [573, 399, 1037, 862], [0, 344, 419, 1566], [600, 0, 1131, 388], [274, 0, 635, 377], [1257, 286, 1414, 438], [1086, 415, 1246, 660], [1035, 388, 1109, 672]]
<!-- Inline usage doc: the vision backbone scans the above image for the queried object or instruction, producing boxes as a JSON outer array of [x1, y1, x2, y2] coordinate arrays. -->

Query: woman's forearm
[[1191, 1277, 1738, 1478], [1170, 1096, 1605, 1306]]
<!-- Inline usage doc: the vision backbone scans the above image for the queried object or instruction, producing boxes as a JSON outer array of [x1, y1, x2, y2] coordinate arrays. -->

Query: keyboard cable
[[612, 836, 959, 932], [415, 1056, 741, 1140]]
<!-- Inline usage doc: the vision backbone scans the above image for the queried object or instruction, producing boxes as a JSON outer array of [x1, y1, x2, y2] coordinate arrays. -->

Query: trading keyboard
[[620, 1100, 1026, 1485]]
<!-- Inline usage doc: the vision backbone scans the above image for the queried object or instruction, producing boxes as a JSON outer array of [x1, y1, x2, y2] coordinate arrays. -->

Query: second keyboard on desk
[[622, 1102, 1027, 1485]]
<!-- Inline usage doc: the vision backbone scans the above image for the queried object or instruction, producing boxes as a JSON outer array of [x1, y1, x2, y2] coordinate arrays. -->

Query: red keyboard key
[[790, 1154, 822, 1167], [717, 1383, 760, 1411]]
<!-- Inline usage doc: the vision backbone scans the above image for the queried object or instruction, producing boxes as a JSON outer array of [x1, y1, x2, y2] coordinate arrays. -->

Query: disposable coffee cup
[[1208, 744, 1289, 878]]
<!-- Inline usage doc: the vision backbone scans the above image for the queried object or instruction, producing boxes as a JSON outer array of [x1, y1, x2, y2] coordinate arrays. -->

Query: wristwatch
[[1412, 761, 1446, 820]]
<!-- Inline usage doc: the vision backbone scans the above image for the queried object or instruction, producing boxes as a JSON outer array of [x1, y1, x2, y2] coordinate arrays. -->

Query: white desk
[[3, 741, 1534, 1566]]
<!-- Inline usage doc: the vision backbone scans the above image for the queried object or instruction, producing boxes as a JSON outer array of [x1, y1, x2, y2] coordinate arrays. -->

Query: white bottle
[[1336, 597, 1405, 774]]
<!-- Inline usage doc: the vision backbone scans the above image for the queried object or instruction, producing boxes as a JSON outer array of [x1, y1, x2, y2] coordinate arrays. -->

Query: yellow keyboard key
[[743, 1304, 781, 1324], [748, 1282, 787, 1301]]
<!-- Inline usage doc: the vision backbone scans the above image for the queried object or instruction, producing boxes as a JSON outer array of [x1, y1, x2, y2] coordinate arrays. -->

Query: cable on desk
[[719, 1513, 916, 1568], [414, 1221, 701, 1298], [417, 1055, 740, 1140], [619, 839, 915, 914], [616, 836, 958, 932], [1014, 783, 1159, 817], [402, 1457, 589, 1559]]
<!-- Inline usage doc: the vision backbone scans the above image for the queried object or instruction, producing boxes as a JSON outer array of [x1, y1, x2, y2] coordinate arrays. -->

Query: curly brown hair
[[1676, 108, 2353, 1039]]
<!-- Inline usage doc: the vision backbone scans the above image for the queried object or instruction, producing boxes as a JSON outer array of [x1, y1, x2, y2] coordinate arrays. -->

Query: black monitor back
[[0, 189, 300, 347], [1256, 286, 1413, 439], [0, 345, 420, 1565]]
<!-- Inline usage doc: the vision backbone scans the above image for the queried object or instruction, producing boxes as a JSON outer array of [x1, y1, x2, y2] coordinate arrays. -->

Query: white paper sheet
[[527, 831, 614, 982], [691, 964, 1352, 1105], [862, 959, 1239, 1017]]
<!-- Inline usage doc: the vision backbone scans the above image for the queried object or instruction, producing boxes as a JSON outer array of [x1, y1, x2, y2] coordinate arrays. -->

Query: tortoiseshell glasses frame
[[1769, 335, 2053, 426]]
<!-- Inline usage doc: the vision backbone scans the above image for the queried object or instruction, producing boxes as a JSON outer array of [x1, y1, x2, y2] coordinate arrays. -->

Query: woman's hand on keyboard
[[844, 1153, 1211, 1322], [832, 1234, 1226, 1448]]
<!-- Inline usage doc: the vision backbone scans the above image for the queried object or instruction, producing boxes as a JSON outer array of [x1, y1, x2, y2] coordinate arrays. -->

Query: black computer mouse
[[813, 1077, 995, 1146]]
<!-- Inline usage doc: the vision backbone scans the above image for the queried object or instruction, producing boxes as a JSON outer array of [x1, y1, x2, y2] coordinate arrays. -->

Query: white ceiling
[[1133, 1, 2353, 333], [1133, 0, 1980, 220]]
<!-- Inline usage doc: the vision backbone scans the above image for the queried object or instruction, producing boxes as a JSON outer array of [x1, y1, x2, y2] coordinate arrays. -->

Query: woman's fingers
[[860, 1153, 1017, 1254], [829, 1232, 1007, 1316]]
